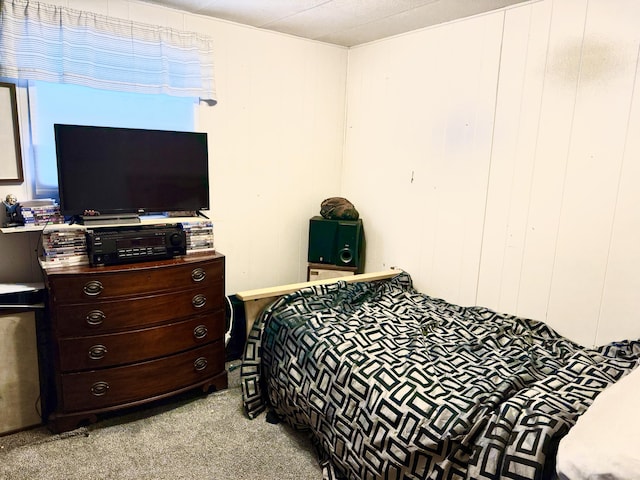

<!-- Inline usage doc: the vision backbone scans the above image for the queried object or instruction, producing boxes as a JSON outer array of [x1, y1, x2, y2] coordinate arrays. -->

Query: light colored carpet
[[0, 364, 322, 480]]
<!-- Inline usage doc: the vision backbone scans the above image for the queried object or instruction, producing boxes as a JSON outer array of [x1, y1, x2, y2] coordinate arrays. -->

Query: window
[[28, 81, 196, 199]]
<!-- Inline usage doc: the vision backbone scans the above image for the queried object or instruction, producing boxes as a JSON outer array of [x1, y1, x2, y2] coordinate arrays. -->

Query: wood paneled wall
[[343, 0, 640, 346]]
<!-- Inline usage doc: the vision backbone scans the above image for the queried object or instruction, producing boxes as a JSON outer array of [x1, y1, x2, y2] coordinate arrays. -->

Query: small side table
[[0, 284, 46, 434], [307, 262, 358, 281]]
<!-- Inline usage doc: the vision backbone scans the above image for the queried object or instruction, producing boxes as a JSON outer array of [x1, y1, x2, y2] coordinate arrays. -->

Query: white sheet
[[556, 364, 640, 480]]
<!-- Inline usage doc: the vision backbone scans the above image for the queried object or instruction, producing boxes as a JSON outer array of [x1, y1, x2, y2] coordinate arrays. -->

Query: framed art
[[0, 82, 24, 184]]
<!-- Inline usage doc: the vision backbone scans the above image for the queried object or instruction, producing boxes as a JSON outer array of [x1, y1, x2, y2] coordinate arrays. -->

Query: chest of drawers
[[40, 252, 227, 433]]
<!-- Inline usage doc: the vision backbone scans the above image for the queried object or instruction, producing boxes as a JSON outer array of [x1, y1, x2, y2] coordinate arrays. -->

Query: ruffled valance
[[0, 0, 217, 104]]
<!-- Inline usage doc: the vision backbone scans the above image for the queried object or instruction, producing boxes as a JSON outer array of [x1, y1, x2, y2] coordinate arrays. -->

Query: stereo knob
[[169, 233, 183, 246]]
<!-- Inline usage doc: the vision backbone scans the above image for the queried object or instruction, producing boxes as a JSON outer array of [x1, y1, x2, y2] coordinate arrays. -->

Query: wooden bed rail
[[236, 269, 399, 337], [236, 269, 399, 301]]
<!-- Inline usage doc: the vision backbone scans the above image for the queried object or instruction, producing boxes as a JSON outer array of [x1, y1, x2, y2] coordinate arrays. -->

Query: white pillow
[[556, 365, 640, 480]]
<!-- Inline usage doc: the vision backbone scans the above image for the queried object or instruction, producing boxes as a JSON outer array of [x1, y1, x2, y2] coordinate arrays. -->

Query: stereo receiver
[[86, 224, 187, 266]]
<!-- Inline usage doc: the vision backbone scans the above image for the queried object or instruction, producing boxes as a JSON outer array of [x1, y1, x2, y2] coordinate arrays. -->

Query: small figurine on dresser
[[3, 193, 25, 227]]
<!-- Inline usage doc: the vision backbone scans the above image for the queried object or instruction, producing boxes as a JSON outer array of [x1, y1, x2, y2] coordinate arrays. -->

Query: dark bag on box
[[320, 197, 359, 220]]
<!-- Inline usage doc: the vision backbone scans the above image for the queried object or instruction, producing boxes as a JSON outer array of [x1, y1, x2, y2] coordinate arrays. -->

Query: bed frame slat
[[236, 269, 399, 301], [236, 269, 399, 337]]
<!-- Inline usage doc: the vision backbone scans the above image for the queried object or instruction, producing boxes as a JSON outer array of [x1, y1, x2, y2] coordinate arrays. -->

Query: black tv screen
[[54, 124, 209, 218]]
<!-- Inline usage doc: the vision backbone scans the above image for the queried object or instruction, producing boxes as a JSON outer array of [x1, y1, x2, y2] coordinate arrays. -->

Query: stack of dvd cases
[[20, 199, 65, 226], [181, 219, 214, 253], [41, 228, 89, 267]]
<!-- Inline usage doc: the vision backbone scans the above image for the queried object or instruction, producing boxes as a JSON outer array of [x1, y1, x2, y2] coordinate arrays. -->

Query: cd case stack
[[181, 219, 215, 253], [20, 199, 65, 226], [41, 228, 89, 267]]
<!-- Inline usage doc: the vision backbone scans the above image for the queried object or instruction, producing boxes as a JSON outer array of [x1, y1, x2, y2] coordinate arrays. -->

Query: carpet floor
[[0, 363, 322, 480]]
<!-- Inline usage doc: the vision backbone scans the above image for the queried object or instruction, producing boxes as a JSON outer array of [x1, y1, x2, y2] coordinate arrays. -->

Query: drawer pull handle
[[86, 310, 106, 327], [194, 357, 208, 372], [88, 344, 108, 360], [191, 268, 206, 282], [193, 325, 208, 339], [192, 294, 207, 308], [90, 381, 110, 396], [83, 280, 104, 297]]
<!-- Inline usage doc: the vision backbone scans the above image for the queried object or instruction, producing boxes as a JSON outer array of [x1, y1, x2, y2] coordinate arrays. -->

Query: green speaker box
[[308, 216, 364, 271]]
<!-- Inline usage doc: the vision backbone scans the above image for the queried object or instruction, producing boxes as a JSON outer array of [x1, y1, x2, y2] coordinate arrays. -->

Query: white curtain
[[0, 0, 217, 104]]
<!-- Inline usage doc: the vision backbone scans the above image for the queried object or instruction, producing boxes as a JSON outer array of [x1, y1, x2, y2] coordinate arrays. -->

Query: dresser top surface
[[42, 251, 224, 277]]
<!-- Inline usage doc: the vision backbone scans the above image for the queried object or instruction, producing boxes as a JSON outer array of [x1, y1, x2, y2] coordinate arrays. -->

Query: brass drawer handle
[[86, 310, 106, 327], [83, 280, 104, 297], [193, 325, 208, 339], [90, 381, 110, 396], [191, 268, 206, 282], [88, 344, 108, 360], [192, 294, 207, 308], [194, 356, 208, 372]]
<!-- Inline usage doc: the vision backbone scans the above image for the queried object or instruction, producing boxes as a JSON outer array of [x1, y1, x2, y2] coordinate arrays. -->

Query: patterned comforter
[[241, 272, 640, 480]]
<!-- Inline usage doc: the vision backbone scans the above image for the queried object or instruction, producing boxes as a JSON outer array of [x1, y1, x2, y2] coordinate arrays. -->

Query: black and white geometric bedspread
[[241, 272, 640, 480]]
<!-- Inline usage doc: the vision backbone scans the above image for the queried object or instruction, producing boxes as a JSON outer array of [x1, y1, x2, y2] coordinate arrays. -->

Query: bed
[[240, 271, 640, 479]]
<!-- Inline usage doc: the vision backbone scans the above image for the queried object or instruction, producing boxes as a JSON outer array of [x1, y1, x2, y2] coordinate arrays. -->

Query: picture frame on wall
[[0, 82, 24, 184]]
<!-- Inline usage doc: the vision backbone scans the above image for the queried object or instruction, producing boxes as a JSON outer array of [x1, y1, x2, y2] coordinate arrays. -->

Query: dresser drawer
[[58, 311, 225, 372], [48, 257, 224, 303], [59, 341, 224, 412], [54, 282, 224, 336]]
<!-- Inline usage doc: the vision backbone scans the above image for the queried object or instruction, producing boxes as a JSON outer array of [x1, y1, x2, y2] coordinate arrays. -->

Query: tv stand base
[[75, 214, 141, 226]]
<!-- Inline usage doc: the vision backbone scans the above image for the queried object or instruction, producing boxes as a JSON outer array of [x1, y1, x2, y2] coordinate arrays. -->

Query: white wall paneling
[[545, 0, 640, 344], [476, 1, 553, 315], [593, 2, 640, 345], [343, 13, 504, 306], [481, 0, 640, 345], [484, 0, 592, 339]]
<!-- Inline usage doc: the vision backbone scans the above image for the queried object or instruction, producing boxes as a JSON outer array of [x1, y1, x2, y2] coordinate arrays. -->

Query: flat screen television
[[54, 124, 209, 223]]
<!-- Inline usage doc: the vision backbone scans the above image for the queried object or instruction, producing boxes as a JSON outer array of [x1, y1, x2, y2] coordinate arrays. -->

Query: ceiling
[[144, 0, 532, 47]]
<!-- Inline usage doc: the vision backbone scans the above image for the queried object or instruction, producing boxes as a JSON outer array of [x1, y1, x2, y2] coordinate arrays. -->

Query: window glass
[[29, 81, 195, 198]]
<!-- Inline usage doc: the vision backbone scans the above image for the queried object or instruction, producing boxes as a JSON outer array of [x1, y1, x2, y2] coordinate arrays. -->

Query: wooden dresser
[[40, 252, 227, 433]]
